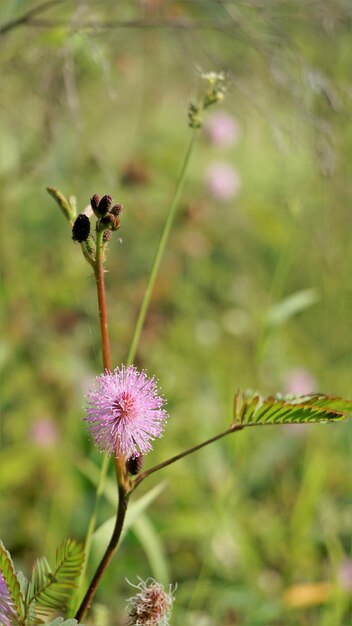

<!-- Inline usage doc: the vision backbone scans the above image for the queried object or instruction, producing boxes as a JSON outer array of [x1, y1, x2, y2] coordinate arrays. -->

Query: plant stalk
[[74, 229, 113, 614], [131, 423, 243, 492], [75, 481, 129, 622], [127, 129, 197, 365], [95, 230, 111, 372]]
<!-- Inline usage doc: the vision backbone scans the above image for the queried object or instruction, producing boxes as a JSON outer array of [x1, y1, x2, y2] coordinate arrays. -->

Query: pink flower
[[283, 368, 317, 395], [204, 112, 240, 147], [126, 578, 175, 626], [85, 365, 168, 458], [205, 162, 241, 201], [338, 558, 352, 591], [30, 418, 59, 448], [0, 572, 18, 626]]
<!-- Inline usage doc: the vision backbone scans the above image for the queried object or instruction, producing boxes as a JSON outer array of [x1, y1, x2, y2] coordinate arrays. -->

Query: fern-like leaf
[[27, 540, 85, 624], [46, 617, 84, 626], [0, 540, 24, 624], [235, 392, 351, 426]]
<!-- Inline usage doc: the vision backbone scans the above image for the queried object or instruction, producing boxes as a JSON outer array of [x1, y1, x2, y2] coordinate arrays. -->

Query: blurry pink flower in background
[[30, 418, 59, 448], [338, 558, 352, 591], [283, 368, 317, 395], [204, 112, 240, 147], [205, 162, 241, 201]]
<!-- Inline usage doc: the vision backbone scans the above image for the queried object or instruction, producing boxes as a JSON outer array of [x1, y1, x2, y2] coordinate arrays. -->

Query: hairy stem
[[95, 230, 111, 372], [74, 229, 113, 614], [77, 130, 196, 615], [131, 424, 243, 492]]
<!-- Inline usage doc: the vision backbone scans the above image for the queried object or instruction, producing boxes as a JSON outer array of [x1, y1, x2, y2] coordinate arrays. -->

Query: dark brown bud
[[103, 230, 112, 243], [110, 203, 123, 216], [101, 212, 120, 231], [90, 194, 100, 216], [126, 455, 143, 475], [72, 214, 90, 242], [98, 194, 113, 216]]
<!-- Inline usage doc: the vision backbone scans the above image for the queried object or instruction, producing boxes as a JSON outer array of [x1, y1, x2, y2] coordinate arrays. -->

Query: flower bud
[[98, 194, 113, 216], [90, 194, 101, 217], [103, 230, 112, 243], [72, 214, 91, 242], [110, 203, 123, 216], [126, 455, 143, 475], [101, 212, 121, 231]]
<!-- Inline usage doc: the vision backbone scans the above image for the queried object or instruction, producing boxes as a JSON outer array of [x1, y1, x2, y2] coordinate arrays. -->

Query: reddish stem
[[94, 242, 111, 371], [75, 482, 129, 622]]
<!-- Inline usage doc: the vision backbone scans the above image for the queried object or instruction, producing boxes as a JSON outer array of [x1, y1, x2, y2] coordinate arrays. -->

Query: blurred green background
[[1, 1, 351, 625]]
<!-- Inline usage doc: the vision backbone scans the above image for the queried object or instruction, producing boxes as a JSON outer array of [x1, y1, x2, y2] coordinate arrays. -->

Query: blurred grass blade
[[76, 457, 117, 507], [266, 288, 319, 329], [91, 483, 166, 565], [132, 513, 170, 585]]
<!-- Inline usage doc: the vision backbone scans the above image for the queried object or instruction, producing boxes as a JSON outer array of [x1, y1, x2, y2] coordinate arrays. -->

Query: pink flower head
[[283, 368, 317, 395], [126, 577, 175, 626], [30, 418, 59, 448], [85, 365, 168, 458], [204, 111, 240, 147], [0, 572, 18, 626], [205, 162, 241, 201]]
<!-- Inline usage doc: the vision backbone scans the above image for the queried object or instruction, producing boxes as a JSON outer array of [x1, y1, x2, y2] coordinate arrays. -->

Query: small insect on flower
[[85, 365, 168, 459], [126, 577, 175, 626], [0, 572, 19, 626]]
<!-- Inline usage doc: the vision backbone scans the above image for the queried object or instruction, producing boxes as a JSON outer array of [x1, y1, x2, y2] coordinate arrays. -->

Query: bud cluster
[[188, 71, 227, 129], [90, 194, 123, 233], [71, 193, 123, 266]]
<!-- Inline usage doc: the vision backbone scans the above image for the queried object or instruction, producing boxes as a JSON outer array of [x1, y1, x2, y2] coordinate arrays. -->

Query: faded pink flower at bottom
[[126, 578, 175, 626], [0, 572, 18, 626], [205, 162, 241, 201], [85, 365, 168, 459]]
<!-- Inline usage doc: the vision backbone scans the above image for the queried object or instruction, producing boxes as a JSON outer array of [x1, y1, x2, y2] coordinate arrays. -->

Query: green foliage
[[0, 540, 24, 623], [236, 392, 352, 426], [46, 187, 77, 226], [24, 540, 85, 624], [1, 1, 351, 624], [47, 617, 84, 626]]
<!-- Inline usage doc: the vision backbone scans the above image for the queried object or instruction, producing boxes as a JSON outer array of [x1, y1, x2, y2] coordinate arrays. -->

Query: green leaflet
[[46, 187, 77, 226], [235, 392, 351, 426], [0, 540, 24, 623], [25, 539, 85, 624], [46, 617, 84, 626]]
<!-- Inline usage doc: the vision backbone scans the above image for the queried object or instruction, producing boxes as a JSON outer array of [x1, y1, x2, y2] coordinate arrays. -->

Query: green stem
[[127, 129, 197, 365], [130, 424, 243, 493]]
